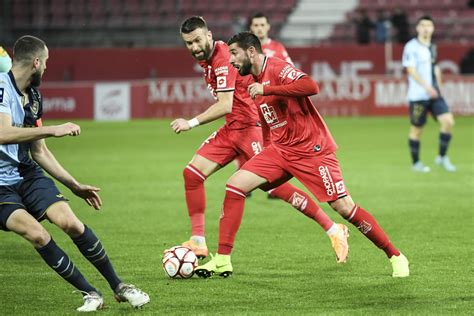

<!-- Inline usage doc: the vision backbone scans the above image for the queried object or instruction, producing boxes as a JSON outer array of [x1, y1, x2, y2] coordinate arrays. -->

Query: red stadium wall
[[42, 44, 471, 81], [41, 76, 474, 120]]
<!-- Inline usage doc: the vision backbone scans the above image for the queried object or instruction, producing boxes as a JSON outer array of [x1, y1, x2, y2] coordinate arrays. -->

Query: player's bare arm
[[0, 113, 80, 144], [170, 90, 233, 134], [30, 138, 102, 210], [406, 66, 438, 98]]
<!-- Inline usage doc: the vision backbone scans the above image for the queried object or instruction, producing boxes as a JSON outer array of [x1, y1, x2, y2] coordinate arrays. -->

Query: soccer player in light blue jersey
[[0, 46, 12, 72], [0, 35, 149, 312], [402, 16, 456, 172]]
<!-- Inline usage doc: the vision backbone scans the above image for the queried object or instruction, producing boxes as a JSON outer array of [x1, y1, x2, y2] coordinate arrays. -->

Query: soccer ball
[[162, 246, 198, 278]]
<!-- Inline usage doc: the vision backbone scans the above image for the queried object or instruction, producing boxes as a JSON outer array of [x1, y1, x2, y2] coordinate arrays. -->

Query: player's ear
[[207, 30, 213, 41]]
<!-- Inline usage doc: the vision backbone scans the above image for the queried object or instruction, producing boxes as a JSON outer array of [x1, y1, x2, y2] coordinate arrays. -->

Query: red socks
[[218, 185, 247, 255], [269, 182, 334, 231], [346, 205, 400, 258], [183, 164, 207, 236]]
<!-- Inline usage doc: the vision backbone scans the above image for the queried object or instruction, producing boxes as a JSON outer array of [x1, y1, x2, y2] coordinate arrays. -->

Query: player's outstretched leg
[[71, 225, 150, 308], [269, 182, 349, 263], [5, 209, 103, 312], [330, 197, 409, 277]]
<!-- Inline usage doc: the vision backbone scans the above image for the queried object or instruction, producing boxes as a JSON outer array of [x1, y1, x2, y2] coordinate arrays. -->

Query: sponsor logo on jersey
[[335, 180, 345, 195], [217, 76, 226, 88], [215, 66, 229, 76], [260, 103, 279, 124], [319, 166, 335, 196], [279, 64, 303, 81]]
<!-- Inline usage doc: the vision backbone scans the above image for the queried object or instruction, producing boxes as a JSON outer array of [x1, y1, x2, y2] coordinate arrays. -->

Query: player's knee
[[329, 197, 355, 217], [61, 219, 85, 238], [27, 227, 51, 247]]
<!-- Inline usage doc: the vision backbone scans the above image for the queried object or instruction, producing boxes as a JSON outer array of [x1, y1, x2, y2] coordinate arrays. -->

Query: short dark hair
[[13, 35, 46, 63], [180, 16, 208, 34], [250, 12, 269, 24], [227, 32, 263, 54], [416, 15, 434, 24]]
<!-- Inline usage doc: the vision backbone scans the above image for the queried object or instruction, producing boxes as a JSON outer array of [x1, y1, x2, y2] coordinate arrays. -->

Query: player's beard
[[238, 55, 252, 76], [30, 69, 42, 87], [193, 40, 211, 61]]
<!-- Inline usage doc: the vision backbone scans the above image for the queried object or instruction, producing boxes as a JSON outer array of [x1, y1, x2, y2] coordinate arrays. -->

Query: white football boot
[[114, 283, 150, 308], [76, 291, 104, 312]]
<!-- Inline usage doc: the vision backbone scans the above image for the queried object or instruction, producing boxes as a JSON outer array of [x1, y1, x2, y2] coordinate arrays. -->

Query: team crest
[[290, 192, 307, 211], [31, 100, 40, 116]]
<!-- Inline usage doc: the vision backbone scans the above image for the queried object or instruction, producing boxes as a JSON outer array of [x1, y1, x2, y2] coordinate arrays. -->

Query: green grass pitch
[[0, 117, 473, 315]]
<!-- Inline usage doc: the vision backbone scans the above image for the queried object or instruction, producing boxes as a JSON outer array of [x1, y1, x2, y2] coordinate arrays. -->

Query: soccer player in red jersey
[[249, 12, 293, 65], [195, 32, 409, 278], [171, 17, 349, 262]]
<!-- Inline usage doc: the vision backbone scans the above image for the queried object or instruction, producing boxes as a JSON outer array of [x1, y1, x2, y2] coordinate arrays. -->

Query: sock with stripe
[[345, 205, 400, 258], [218, 185, 247, 255], [183, 164, 207, 237], [269, 182, 334, 231], [36, 238, 97, 293], [439, 132, 452, 157], [72, 225, 122, 291]]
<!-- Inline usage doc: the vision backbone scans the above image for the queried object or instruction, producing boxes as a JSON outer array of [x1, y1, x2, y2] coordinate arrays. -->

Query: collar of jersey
[[8, 70, 24, 97]]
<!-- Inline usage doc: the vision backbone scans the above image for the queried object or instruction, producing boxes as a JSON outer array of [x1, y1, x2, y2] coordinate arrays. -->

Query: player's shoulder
[[404, 38, 419, 50], [212, 41, 230, 59], [270, 38, 285, 48]]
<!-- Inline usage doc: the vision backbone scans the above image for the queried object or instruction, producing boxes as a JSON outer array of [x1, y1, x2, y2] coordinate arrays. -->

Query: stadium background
[[0, 0, 473, 314]]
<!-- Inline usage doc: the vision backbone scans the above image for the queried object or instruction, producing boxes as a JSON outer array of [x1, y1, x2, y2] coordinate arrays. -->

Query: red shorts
[[196, 125, 263, 166], [241, 145, 349, 202]]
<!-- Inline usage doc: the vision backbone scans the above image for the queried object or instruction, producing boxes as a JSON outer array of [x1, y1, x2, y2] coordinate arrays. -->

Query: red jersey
[[254, 56, 338, 158], [199, 41, 258, 129], [261, 39, 293, 65]]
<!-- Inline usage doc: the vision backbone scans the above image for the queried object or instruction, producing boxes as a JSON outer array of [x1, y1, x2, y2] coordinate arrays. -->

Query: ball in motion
[[162, 246, 198, 278]]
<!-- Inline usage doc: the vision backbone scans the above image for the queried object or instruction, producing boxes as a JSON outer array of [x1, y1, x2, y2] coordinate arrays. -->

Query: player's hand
[[170, 118, 191, 134], [248, 83, 264, 99], [426, 86, 439, 98], [53, 122, 81, 137], [71, 184, 102, 210]]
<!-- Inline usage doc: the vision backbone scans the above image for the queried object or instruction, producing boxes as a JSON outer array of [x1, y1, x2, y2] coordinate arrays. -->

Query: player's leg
[[408, 101, 430, 172], [181, 128, 237, 258], [194, 169, 270, 278], [269, 182, 349, 262], [328, 197, 409, 277], [3, 208, 102, 311], [45, 203, 149, 308], [433, 98, 456, 171], [195, 146, 287, 278]]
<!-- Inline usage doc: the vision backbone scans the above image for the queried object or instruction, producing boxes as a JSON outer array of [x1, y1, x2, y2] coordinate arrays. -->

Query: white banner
[[94, 83, 130, 121]]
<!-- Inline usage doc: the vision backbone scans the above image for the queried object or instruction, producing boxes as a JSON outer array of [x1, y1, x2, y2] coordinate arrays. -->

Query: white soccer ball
[[162, 246, 198, 278]]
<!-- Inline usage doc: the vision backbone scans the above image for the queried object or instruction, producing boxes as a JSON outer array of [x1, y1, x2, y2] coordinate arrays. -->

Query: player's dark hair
[[227, 32, 263, 54], [13, 35, 46, 63], [250, 12, 270, 25], [416, 15, 434, 24], [180, 16, 208, 34]]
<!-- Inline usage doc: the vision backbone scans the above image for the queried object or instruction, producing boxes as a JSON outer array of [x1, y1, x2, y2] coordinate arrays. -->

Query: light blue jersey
[[402, 38, 438, 102], [0, 71, 43, 185]]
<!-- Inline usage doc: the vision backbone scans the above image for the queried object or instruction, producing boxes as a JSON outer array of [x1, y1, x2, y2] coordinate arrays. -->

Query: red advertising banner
[[39, 76, 474, 120], [41, 82, 94, 120], [40, 44, 471, 81]]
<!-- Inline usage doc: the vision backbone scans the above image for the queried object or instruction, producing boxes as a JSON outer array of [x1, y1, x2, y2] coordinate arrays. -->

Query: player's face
[[31, 47, 48, 87], [250, 17, 270, 40], [229, 43, 252, 76], [416, 19, 434, 39], [181, 28, 212, 61]]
